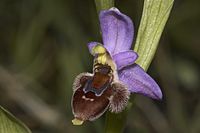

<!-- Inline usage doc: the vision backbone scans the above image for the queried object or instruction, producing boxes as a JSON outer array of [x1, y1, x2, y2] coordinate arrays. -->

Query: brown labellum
[[71, 64, 130, 125]]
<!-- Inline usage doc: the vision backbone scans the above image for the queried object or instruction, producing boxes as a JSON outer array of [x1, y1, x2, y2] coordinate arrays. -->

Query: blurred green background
[[0, 0, 200, 133]]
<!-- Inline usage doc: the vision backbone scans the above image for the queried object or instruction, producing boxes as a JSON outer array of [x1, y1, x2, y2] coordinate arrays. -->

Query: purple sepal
[[99, 7, 134, 55], [112, 50, 138, 70], [118, 64, 162, 100]]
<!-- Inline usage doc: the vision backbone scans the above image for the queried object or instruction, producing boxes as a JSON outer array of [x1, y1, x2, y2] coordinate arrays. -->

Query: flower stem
[[104, 102, 133, 133], [94, 0, 114, 13]]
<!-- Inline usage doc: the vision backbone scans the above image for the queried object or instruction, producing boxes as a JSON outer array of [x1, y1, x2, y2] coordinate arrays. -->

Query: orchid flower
[[71, 7, 162, 125]]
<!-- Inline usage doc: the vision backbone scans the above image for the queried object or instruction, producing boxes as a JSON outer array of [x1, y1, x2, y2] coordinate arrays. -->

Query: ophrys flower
[[71, 7, 162, 125]]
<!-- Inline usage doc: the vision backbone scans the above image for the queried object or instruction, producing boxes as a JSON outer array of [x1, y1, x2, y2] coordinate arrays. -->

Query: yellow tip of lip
[[72, 118, 84, 125]]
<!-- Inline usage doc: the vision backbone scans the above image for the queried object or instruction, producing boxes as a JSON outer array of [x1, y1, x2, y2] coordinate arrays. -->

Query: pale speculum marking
[[82, 95, 94, 102]]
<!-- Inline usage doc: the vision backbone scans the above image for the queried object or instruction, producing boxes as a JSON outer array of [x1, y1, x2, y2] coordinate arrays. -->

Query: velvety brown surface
[[91, 72, 110, 89], [72, 83, 113, 121]]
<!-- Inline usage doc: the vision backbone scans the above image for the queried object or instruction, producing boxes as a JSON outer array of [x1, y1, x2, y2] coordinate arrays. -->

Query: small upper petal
[[118, 64, 162, 100], [112, 50, 138, 70], [99, 7, 134, 55], [87, 42, 100, 55]]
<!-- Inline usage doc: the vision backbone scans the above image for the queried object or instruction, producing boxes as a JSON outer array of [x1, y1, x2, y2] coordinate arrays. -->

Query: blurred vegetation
[[0, 0, 200, 133]]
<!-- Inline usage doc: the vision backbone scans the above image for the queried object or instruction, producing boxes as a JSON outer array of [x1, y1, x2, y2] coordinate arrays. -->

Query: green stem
[[94, 0, 114, 13], [105, 102, 133, 133]]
